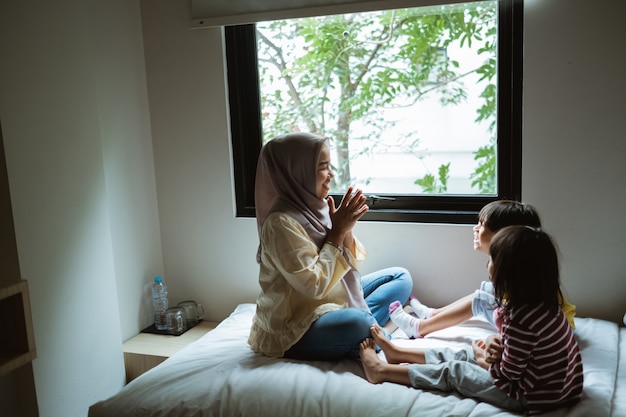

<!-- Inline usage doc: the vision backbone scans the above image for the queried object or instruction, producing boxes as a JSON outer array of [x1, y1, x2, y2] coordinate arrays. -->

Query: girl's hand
[[327, 187, 368, 242], [472, 340, 487, 359], [484, 334, 503, 364], [472, 340, 490, 370]]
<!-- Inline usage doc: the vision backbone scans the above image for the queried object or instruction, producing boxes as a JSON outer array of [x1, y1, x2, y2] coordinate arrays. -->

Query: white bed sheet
[[612, 329, 626, 417], [89, 303, 623, 417]]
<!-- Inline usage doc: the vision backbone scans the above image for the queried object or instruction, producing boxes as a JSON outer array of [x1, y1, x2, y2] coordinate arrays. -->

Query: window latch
[[366, 195, 396, 206]]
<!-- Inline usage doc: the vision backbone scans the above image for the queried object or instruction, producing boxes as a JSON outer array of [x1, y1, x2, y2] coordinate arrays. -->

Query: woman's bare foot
[[359, 338, 385, 384], [370, 324, 405, 364], [360, 338, 414, 387]]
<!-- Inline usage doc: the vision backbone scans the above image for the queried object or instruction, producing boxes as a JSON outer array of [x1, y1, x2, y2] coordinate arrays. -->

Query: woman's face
[[315, 144, 333, 199], [473, 221, 494, 254]]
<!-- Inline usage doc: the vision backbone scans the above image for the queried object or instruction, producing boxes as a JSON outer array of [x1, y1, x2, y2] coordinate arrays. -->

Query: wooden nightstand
[[122, 320, 218, 383], [0, 279, 36, 376]]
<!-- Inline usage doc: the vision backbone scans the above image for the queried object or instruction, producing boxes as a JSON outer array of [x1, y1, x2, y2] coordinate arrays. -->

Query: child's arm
[[490, 322, 535, 391]]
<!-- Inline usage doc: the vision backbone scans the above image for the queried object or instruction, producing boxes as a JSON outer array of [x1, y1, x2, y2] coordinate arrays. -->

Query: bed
[[89, 303, 626, 417]]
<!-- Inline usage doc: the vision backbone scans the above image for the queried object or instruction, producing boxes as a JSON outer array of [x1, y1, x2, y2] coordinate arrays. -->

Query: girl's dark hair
[[489, 225, 561, 313], [478, 200, 542, 232]]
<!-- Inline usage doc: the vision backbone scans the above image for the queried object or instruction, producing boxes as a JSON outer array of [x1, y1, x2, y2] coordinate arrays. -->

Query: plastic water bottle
[[152, 276, 169, 330]]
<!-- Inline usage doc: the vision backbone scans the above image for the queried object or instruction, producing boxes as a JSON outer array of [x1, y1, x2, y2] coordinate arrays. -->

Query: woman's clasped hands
[[328, 187, 368, 231], [326, 187, 369, 250]]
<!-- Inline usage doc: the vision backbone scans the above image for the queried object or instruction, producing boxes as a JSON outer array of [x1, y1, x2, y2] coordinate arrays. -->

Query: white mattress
[[89, 303, 624, 417]]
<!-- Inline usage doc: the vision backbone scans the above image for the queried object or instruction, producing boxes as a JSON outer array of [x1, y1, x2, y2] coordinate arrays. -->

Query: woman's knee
[[342, 308, 376, 328], [391, 267, 414, 296], [318, 308, 374, 328]]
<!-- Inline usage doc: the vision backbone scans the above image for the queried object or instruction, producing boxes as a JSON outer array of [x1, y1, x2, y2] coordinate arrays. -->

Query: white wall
[[0, 1, 162, 416], [141, 0, 260, 321], [94, 0, 164, 342], [0, 0, 624, 416], [522, 0, 626, 316]]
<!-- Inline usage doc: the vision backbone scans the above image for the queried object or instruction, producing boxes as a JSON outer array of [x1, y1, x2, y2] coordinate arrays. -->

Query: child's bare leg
[[370, 325, 426, 364], [359, 339, 412, 386], [431, 293, 474, 317], [419, 294, 473, 336]]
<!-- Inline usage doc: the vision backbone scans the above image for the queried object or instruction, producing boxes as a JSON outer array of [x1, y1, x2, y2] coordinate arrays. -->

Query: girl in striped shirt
[[360, 225, 584, 414]]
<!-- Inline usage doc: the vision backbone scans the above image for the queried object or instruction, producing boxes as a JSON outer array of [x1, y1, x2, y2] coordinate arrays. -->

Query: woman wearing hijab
[[248, 132, 412, 360]]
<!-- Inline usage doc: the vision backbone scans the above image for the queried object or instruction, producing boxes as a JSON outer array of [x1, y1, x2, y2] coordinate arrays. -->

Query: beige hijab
[[255, 132, 331, 258]]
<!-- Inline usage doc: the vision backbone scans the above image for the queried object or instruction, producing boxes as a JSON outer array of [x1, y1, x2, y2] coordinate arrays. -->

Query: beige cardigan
[[248, 212, 366, 357]]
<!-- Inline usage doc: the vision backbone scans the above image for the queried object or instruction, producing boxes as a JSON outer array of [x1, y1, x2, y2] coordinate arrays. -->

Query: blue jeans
[[284, 267, 412, 360]]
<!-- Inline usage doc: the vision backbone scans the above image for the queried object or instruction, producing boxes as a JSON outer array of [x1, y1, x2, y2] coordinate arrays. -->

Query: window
[[225, 0, 522, 223]]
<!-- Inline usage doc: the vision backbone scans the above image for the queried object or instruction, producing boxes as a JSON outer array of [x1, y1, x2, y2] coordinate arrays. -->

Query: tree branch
[[257, 30, 319, 133]]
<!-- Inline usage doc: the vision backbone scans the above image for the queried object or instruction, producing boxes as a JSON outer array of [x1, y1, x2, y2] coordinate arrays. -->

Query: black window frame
[[225, 0, 523, 224]]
